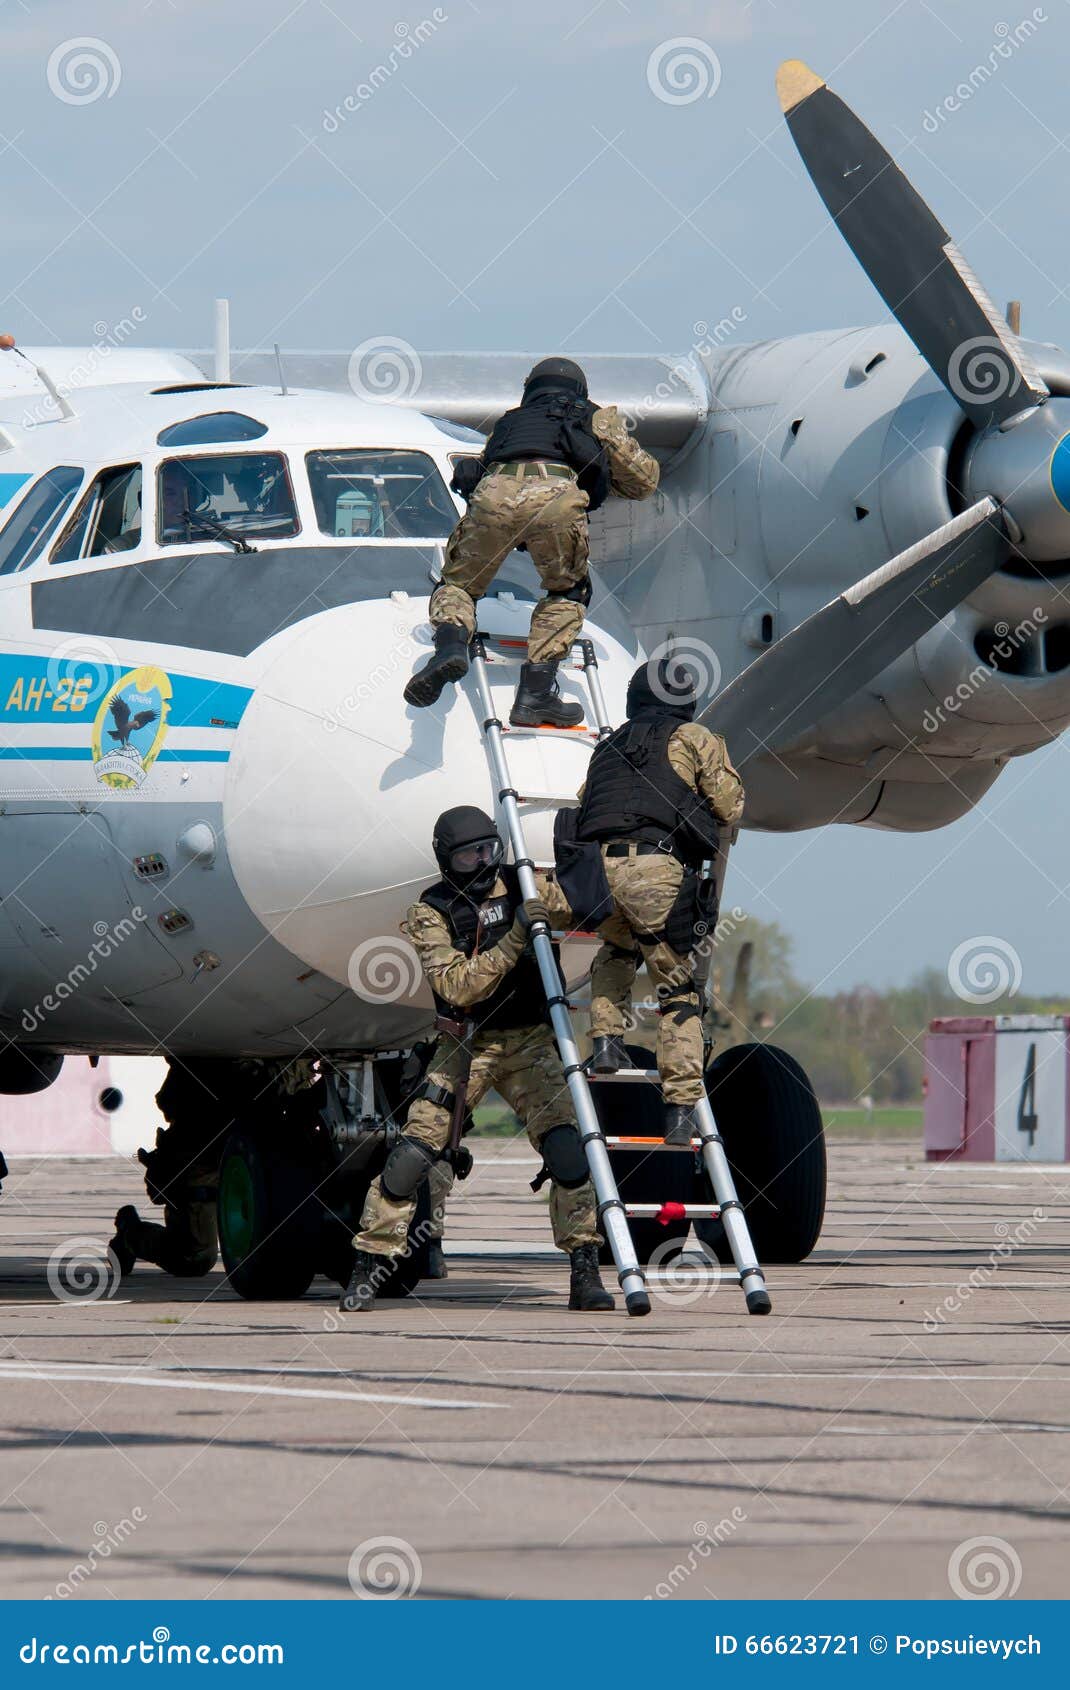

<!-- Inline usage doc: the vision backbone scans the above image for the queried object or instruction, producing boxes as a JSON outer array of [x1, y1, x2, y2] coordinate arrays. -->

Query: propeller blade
[[777, 60, 1048, 429], [700, 497, 1007, 767]]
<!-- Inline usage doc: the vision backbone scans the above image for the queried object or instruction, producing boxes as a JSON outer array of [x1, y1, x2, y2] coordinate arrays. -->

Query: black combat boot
[[404, 624, 470, 708], [568, 1244, 615, 1311], [108, 1205, 139, 1279], [510, 661, 585, 728], [339, 1249, 387, 1312], [426, 1240, 448, 1280], [590, 1034, 628, 1074], [663, 1103, 696, 1147]]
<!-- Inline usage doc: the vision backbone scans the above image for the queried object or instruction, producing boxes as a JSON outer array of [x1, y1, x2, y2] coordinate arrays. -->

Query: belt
[[604, 840, 677, 858], [492, 461, 575, 480]]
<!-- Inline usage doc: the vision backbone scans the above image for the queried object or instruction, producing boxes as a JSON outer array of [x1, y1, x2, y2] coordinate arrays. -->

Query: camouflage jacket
[[665, 722, 745, 827], [403, 871, 572, 1011], [591, 405, 660, 500]]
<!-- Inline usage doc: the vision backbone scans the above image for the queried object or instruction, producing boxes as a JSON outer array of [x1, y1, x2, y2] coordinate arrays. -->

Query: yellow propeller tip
[[777, 59, 825, 114]]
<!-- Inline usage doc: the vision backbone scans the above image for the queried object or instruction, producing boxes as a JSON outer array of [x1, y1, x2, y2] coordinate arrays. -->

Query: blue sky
[[4, 0, 1070, 990]]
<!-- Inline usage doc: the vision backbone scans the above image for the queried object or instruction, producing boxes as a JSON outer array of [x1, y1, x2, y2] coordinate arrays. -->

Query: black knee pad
[[381, 1137, 439, 1201], [537, 1123, 589, 1190]]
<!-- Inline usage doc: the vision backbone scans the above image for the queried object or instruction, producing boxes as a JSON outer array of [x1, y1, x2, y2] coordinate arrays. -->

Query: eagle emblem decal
[[92, 666, 172, 789]]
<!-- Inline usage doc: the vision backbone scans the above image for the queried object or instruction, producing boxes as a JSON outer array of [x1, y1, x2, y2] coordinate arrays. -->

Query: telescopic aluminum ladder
[[468, 632, 771, 1316]]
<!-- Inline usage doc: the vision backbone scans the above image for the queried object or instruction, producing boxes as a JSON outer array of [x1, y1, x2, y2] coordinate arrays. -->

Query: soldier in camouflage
[[575, 659, 744, 1145], [341, 805, 614, 1315], [109, 1057, 318, 1279], [404, 357, 660, 729]]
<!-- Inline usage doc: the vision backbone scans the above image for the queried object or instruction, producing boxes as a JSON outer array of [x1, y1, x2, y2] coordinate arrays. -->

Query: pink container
[[924, 1014, 1070, 1163]]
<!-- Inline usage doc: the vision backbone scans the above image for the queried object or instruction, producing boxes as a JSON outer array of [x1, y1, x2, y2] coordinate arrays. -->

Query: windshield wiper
[[184, 511, 257, 555]]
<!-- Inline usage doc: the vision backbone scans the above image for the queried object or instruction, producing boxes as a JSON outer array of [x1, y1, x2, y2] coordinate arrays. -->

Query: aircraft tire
[[694, 1042, 826, 1266], [218, 1127, 321, 1300]]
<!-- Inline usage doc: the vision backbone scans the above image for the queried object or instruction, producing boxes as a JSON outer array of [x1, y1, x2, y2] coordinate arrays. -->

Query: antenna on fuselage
[[1, 335, 76, 420], [273, 343, 289, 396], [214, 298, 231, 382]]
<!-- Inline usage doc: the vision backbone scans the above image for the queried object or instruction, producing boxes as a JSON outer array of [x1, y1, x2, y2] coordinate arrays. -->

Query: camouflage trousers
[[433, 468, 590, 663], [130, 1153, 219, 1277], [589, 848, 704, 1105], [354, 1023, 599, 1258]]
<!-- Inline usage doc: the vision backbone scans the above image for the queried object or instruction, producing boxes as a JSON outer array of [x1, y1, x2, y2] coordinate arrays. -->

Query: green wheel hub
[[219, 1154, 256, 1258]]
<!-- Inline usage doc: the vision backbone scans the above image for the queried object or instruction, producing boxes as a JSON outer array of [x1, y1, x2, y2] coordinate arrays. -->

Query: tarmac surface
[[0, 1135, 1067, 1601]]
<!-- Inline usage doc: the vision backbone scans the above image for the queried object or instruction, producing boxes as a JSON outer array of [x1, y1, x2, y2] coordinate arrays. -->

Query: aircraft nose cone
[[223, 595, 623, 1007]]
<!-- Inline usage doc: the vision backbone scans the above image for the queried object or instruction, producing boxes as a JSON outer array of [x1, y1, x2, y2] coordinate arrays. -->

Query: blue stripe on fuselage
[[0, 654, 252, 728]]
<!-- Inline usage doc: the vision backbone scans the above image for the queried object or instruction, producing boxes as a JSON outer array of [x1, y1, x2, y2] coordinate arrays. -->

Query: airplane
[[1, 59, 1065, 1296]]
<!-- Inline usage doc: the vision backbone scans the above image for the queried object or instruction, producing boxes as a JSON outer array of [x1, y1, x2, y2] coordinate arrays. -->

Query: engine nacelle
[[0, 1048, 64, 1095]]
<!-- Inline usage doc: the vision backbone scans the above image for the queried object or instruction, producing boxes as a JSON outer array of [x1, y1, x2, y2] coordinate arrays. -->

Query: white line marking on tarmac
[[485, 1368, 1070, 1382], [0, 1361, 499, 1410]]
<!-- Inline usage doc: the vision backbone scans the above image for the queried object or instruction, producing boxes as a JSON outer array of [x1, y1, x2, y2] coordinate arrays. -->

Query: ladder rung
[[604, 1134, 701, 1149], [625, 1203, 721, 1218], [589, 1068, 658, 1082], [500, 725, 596, 739]]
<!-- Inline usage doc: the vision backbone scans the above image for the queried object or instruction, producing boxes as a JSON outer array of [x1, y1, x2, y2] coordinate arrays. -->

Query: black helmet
[[626, 656, 698, 722], [522, 356, 588, 400], [432, 805, 504, 896]]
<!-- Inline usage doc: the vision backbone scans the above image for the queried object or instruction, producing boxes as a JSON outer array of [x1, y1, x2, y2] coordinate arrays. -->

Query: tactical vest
[[483, 394, 610, 512], [419, 865, 554, 1031], [576, 716, 721, 868]]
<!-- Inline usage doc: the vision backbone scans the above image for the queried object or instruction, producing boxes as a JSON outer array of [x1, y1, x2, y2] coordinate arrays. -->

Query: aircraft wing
[[184, 349, 709, 450]]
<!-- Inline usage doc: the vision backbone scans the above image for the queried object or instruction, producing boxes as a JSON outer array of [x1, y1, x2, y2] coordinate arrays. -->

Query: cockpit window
[[157, 412, 268, 447], [306, 450, 456, 540], [0, 465, 83, 575], [51, 464, 142, 564], [157, 452, 298, 546]]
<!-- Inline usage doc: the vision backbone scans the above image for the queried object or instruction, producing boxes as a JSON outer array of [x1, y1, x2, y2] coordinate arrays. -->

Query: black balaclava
[[432, 805, 504, 900], [619, 657, 698, 764], [522, 356, 589, 402]]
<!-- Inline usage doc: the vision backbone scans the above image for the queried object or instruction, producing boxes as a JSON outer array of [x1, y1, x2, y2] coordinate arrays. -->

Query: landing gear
[[216, 1055, 432, 1303]]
